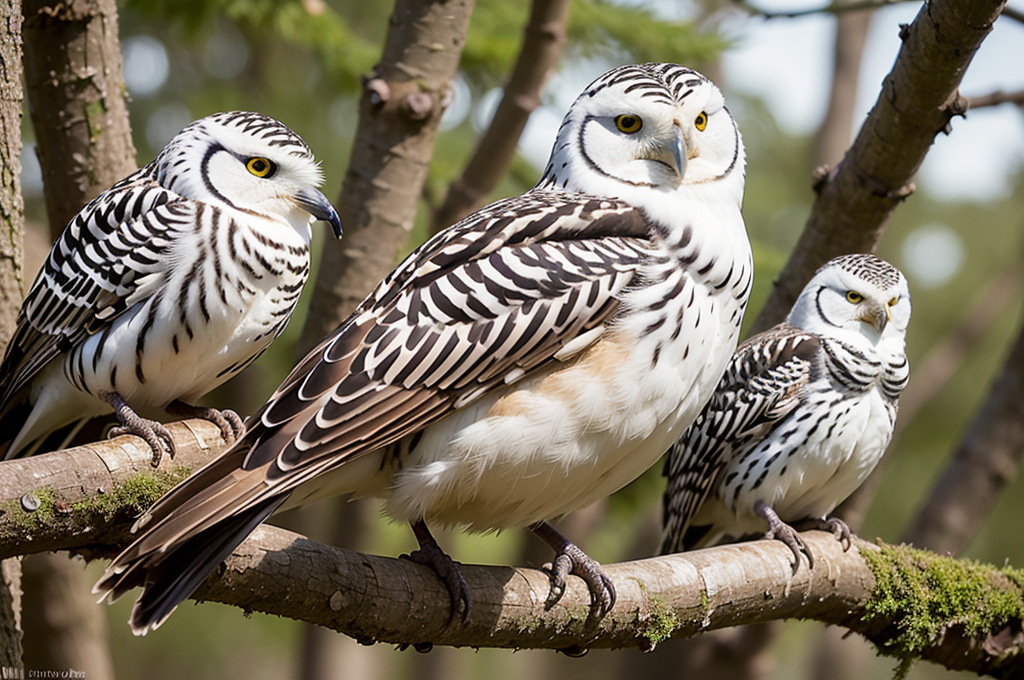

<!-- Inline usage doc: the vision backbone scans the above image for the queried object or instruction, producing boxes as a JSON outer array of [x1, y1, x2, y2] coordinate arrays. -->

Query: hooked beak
[[295, 188, 343, 239], [644, 126, 688, 180], [860, 303, 889, 334]]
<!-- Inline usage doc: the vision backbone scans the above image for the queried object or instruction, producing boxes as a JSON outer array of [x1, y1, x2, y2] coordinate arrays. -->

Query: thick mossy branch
[[0, 429, 1022, 677], [0, 419, 226, 559], [860, 544, 1024, 678]]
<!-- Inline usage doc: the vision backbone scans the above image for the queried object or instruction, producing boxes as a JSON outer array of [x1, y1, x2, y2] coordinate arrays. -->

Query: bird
[[660, 253, 911, 569], [0, 111, 342, 465], [94, 62, 753, 634]]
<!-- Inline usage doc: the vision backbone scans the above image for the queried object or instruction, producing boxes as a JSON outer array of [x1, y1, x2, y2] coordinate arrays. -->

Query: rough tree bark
[[19, 3, 137, 676], [750, 0, 1007, 333], [296, 0, 475, 352], [0, 0, 23, 669], [22, 0, 136, 235], [429, 0, 569, 233]]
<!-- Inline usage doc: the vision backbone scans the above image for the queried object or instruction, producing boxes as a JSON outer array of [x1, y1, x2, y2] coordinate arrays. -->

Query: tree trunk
[[751, 0, 1006, 333], [0, 0, 24, 669], [297, 0, 476, 353], [20, 4, 136, 675], [430, 0, 569, 233], [22, 0, 136, 236]]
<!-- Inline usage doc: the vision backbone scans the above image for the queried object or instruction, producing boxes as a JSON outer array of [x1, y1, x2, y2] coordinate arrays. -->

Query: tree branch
[[429, 0, 569, 233], [902, 289, 1024, 555], [22, 0, 137, 237], [297, 0, 475, 351], [0, 419, 226, 560], [733, 0, 908, 20], [750, 0, 1006, 333], [1, 428, 1023, 676], [968, 89, 1024, 109], [1001, 4, 1024, 24]]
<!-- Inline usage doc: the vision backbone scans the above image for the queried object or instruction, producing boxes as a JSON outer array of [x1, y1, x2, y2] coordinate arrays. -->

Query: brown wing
[[123, 192, 655, 552]]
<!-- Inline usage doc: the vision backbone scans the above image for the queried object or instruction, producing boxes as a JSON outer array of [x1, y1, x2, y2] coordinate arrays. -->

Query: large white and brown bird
[[661, 254, 911, 567], [96, 62, 753, 634], [0, 111, 342, 463]]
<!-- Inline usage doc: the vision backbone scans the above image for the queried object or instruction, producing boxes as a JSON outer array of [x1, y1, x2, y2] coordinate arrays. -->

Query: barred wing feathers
[[661, 324, 821, 554], [0, 170, 180, 410], [118, 193, 654, 561]]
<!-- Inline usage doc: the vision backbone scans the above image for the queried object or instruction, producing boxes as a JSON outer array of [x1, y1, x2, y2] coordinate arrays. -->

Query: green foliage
[[460, 0, 726, 87], [567, 0, 726, 69], [862, 542, 1024, 678], [125, 0, 380, 89]]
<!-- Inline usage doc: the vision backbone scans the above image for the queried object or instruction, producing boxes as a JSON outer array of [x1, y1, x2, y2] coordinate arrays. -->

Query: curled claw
[[167, 400, 246, 443], [530, 521, 616, 619], [756, 500, 812, 573], [804, 516, 853, 552], [404, 520, 471, 625], [101, 391, 177, 466]]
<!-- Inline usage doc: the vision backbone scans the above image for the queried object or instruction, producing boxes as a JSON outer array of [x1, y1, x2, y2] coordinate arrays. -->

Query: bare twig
[[968, 89, 1024, 109], [733, 0, 907, 20], [1001, 5, 1024, 24], [750, 0, 1006, 333], [430, 0, 569, 233]]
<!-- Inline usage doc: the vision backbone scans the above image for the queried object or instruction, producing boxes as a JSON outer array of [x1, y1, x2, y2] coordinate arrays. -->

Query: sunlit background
[[16, 0, 1024, 678]]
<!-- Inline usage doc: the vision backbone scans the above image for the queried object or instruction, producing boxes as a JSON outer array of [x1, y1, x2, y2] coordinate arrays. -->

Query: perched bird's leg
[[402, 520, 471, 624], [528, 521, 616, 618], [166, 400, 245, 444], [755, 500, 811, 572], [99, 391, 176, 466], [797, 516, 853, 552]]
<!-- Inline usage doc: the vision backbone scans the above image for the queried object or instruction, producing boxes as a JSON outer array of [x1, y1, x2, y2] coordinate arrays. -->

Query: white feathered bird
[[96, 62, 752, 633], [662, 254, 911, 568], [0, 111, 342, 464]]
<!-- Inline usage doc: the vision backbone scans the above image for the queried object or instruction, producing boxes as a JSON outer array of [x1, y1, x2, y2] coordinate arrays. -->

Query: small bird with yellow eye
[[661, 254, 911, 569]]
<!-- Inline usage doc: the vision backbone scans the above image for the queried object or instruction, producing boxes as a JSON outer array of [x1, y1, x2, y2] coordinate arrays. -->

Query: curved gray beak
[[295, 188, 343, 239], [645, 127, 688, 179], [860, 303, 889, 334]]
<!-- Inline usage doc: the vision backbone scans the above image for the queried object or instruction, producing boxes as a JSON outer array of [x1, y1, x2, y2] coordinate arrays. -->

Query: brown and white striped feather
[[124, 192, 653, 555], [661, 324, 820, 554]]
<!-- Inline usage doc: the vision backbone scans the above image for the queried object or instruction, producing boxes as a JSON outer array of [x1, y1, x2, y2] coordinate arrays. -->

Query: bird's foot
[[167, 400, 245, 443], [755, 500, 811, 573], [529, 521, 616, 619], [402, 520, 470, 625], [799, 516, 853, 552], [100, 391, 175, 467]]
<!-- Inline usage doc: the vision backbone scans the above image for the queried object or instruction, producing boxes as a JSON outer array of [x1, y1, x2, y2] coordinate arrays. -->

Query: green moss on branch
[[862, 543, 1024, 677]]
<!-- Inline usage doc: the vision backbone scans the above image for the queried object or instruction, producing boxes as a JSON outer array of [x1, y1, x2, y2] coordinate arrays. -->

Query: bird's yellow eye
[[846, 291, 863, 304], [614, 114, 643, 134], [246, 157, 275, 178], [888, 297, 899, 307], [694, 111, 708, 131]]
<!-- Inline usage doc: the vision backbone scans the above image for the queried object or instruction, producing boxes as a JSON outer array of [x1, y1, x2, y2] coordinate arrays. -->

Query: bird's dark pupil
[[252, 160, 266, 172]]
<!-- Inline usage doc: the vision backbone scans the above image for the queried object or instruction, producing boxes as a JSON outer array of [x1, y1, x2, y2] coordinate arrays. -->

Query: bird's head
[[789, 254, 911, 347], [152, 111, 342, 238], [537, 63, 745, 208]]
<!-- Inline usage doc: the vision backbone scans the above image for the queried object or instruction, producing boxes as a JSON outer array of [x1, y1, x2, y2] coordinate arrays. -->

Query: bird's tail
[[93, 426, 288, 635], [96, 495, 284, 635]]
